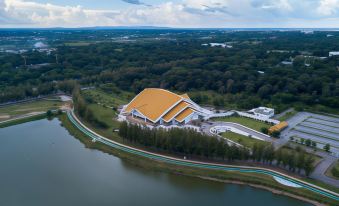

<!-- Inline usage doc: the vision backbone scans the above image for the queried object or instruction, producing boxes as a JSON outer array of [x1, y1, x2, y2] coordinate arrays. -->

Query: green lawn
[[213, 116, 271, 132], [64, 42, 92, 46], [325, 160, 339, 180], [277, 110, 298, 121], [0, 100, 64, 120], [82, 88, 131, 109], [79, 86, 134, 142], [84, 103, 121, 139], [221, 132, 269, 148]]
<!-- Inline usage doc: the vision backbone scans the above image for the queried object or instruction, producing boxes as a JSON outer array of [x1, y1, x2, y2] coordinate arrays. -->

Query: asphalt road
[[300, 121, 339, 134], [66, 111, 339, 201]]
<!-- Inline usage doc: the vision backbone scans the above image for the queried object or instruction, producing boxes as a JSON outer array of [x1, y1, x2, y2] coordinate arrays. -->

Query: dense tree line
[[119, 122, 315, 176], [1, 30, 338, 112]]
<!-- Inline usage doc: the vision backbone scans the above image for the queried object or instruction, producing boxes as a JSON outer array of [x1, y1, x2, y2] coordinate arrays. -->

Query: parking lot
[[281, 112, 339, 157]]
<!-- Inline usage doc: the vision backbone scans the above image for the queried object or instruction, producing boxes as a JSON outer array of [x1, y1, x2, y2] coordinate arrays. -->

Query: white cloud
[[2, 0, 120, 27], [317, 0, 339, 15], [0, 0, 338, 28]]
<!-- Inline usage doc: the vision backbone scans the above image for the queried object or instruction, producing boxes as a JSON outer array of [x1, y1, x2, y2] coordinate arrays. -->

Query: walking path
[[67, 111, 339, 201]]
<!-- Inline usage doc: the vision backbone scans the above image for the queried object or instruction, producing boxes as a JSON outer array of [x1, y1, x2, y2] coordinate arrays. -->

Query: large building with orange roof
[[120, 88, 212, 126]]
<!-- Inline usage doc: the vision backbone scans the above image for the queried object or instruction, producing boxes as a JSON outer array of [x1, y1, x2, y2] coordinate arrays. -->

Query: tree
[[296, 152, 305, 173], [46, 110, 53, 117], [324, 144, 331, 152], [305, 139, 311, 147], [261, 127, 268, 134], [271, 131, 280, 138], [304, 157, 315, 177], [300, 138, 305, 145], [311, 141, 317, 148]]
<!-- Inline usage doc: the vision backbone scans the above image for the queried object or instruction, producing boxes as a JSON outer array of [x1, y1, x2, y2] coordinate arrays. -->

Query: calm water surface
[[0, 119, 312, 206]]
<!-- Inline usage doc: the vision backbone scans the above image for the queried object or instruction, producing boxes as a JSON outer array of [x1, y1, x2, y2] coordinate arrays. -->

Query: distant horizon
[[1, 0, 339, 28], [0, 26, 339, 31]]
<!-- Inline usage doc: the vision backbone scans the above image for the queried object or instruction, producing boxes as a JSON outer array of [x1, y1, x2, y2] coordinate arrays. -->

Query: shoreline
[[0, 113, 47, 128], [0, 115, 336, 205], [0, 115, 326, 206], [60, 114, 338, 206]]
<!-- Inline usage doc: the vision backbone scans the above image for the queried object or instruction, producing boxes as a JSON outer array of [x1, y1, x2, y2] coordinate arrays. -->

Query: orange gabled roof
[[269, 121, 288, 133], [175, 108, 194, 122], [180, 93, 190, 99], [162, 101, 189, 122], [124, 88, 182, 122]]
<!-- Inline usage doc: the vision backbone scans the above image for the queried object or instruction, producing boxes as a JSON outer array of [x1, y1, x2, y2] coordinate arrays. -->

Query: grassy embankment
[[0, 99, 65, 128], [60, 88, 339, 205], [0, 113, 47, 128], [326, 161, 339, 180], [221, 132, 270, 148], [0, 100, 63, 121], [213, 116, 272, 132]]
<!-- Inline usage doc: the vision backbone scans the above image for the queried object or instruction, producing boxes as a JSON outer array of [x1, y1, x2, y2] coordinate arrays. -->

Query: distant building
[[249, 107, 275, 119], [281, 61, 293, 65], [120, 88, 212, 126], [202, 43, 232, 48], [329, 52, 339, 57]]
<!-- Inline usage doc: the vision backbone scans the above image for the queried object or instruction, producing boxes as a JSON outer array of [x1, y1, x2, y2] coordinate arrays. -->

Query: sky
[[1, 0, 339, 28]]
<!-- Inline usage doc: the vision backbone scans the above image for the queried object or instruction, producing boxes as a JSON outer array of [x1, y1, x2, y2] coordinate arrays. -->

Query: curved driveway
[[67, 111, 339, 201], [202, 121, 272, 142]]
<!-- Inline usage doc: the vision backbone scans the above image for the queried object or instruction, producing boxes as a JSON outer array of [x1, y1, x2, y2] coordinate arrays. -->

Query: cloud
[[0, 0, 338, 28], [317, 0, 339, 15], [252, 0, 292, 11], [1, 0, 120, 27], [121, 0, 151, 7]]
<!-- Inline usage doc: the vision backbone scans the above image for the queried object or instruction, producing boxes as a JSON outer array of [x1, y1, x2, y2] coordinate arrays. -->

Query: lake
[[0, 118, 312, 206]]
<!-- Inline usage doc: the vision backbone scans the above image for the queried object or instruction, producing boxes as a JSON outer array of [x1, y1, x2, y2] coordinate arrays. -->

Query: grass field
[[213, 116, 271, 132], [0, 100, 64, 120], [0, 113, 47, 128], [64, 42, 92, 46], [278, 110, 298, 121], [221, 132, 270, 148], [79, 87, 134, 142], [325, 161, 339, 180], [82, 88, 131, 109]]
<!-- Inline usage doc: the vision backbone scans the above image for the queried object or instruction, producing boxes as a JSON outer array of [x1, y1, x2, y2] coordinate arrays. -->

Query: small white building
[[202, 43, 232, 48], [329, 52, 339, 57], [249, 107, 275, 119]]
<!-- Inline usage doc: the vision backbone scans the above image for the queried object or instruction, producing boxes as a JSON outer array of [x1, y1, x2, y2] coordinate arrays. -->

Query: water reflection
[[0, 119, 312, 206]]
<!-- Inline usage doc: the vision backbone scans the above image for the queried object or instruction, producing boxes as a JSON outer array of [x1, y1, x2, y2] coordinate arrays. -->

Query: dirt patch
[[0, 115, 10, 119]]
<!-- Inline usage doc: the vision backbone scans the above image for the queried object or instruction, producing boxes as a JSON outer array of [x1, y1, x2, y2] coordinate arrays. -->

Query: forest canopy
[[0, 29, 338, 112]]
